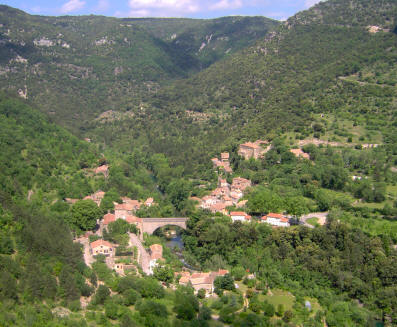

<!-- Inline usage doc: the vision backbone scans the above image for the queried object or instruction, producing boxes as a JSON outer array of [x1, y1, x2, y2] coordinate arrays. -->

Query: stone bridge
[[140, 217, 188, 236]]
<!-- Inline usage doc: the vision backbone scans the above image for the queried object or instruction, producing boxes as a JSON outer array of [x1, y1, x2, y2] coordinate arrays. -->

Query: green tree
[[70, 200, 102, 231], [153, 265, 174, 284]]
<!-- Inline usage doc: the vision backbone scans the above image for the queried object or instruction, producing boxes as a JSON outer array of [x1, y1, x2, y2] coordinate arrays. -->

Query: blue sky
[[1, 0, 323, 20]]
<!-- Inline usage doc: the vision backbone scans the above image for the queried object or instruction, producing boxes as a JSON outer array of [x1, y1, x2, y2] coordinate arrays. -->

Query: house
[[121, 197, 141, 211], [230, 211, 251, 222], [144, 197, 154, 207], [114, 203, 135, 219], [103, 213, 116, 225], [238, 142, 262, 160], [95, 165, 109, 177], [211, 153, 233, 173], [238, 140, 270, 160], [84, 190, 105, 206], [65, 198, 79, 204], [261, 213, 290, 227], [177, 269, 229, 296], [290, 149, 310, 160], [209, 202, 228, 215], [90, 239, 116, 256], [221, 152, 229, 163], [149, 244, 163, 274], [236, 200, 248, 208], [232, 177, 252, 192], [218, 178, 229, 188]]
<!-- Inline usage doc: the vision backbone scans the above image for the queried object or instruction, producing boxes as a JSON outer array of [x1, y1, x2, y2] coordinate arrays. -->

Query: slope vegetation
[[86, 0, 397, 174], [0, 6, 277, 131]]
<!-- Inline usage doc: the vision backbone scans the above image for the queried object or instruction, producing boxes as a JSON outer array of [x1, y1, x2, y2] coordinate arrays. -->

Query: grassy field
[[306, 217, 320, 227], [260, 289, 295, 311]]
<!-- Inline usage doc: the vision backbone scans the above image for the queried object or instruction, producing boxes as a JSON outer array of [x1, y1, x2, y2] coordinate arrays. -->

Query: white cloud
[[304, 0, 322, 8], [61, 0, 86, 13], [210, 0, 243, 11], [96, 0, 110, 11]]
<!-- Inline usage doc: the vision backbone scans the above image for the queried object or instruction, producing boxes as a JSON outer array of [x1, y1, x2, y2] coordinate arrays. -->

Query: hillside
[[85, 0, 397, 174], [0, 6, 277, 131], [129, 16, 279, 69]]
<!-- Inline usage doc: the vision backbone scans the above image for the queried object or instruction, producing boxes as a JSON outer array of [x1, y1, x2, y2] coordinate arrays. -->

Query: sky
[[1, 0, 323, 21]]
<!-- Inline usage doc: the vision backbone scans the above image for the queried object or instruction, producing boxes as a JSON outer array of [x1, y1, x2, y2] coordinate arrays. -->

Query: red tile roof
[[90, 239, 114, 249], [103, 213, 116, 225], [230, 212, 251, 220], [125, 215, 141, 224]]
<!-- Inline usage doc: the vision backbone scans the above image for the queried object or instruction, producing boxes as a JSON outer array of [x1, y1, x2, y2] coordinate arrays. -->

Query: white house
[[230, 211, 251, 222], [261, 213, 290, 227]]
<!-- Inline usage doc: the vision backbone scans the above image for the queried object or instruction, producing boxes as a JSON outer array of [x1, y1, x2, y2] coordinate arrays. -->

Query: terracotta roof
[[217, 269, 229, 276], [150, 244, 163, 260], [210, 202, 227, 212], [230, 211, 248, 216], [267, 213, 284, 219], [221, 152, 229, 159], [94, 191, 106, 198], [145, 197, 154, 205], [103, 213, 116, 225], [262, 213, 289, 222], [125, 215, 141, 224], [90, 239, 114, 249], [115, 203, 135, 211]]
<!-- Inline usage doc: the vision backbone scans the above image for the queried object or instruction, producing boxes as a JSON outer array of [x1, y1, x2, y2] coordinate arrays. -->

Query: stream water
[[165, 233, 198, 270]]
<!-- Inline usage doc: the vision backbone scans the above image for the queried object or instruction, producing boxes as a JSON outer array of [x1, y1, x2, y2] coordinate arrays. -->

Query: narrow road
[[75, 237, 94, 267], [300, 212, 328, 228], [129, 232, 151, 275]]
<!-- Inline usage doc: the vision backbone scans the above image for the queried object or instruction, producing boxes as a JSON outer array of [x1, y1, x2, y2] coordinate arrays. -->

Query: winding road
[[129, 232, 151, 275]]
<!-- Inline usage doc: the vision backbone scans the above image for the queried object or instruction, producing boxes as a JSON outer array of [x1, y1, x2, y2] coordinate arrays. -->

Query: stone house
[[238, 140, 270, 160], [177, 269, 229, 296], [83, 190, 105, 206], [90, 239, 116, 257], [149, 244, 163, 274]]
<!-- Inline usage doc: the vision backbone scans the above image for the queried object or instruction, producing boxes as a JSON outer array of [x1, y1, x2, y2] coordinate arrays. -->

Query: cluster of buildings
[[238, 140, 271, 160], [211, 152, 232, 173], [176, 269, 229, 296], [196, 177, 252, 214]]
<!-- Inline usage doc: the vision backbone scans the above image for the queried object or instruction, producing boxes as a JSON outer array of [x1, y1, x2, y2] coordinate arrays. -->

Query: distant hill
[[85, 0, 397, 174], [0, 5, 277, 131]]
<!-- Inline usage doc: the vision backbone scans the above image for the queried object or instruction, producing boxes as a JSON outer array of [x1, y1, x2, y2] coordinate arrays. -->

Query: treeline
[[183, 212, 397, 325]]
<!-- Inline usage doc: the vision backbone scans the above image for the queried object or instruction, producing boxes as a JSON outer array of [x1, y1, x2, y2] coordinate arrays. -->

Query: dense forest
[[0, 0, 396, 326]]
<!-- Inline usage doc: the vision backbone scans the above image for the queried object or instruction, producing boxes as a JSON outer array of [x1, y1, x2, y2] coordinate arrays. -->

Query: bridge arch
[[140, 218, 188, 236]]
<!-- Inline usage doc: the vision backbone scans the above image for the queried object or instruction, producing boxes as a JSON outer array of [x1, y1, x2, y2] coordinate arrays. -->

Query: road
[[300, 212, 328, 228], [75, 237, 95, 267], [129, 232, 151, 275]]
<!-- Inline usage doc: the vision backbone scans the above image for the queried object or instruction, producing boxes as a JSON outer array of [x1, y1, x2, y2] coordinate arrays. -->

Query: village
[[71, 138, 326, 300]]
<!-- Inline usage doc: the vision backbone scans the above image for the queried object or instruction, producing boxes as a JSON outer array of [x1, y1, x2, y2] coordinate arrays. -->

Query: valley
[[0, 0, 396, 326]]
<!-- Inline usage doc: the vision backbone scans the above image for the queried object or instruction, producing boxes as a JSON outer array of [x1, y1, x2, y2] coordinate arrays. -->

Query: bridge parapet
[[140, 217, 188, 236]]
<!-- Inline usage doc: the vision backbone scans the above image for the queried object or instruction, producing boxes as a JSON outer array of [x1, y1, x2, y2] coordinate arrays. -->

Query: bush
[[136, 299, 168, 318], [105, 301, 119, 320]]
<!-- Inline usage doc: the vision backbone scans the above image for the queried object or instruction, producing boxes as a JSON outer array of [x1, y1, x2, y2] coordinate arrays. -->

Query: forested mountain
[[1, 0, 397, 326], [83, 0, 397, 175], [0, 5, 277, 130]]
